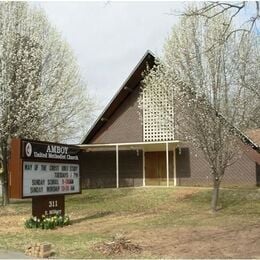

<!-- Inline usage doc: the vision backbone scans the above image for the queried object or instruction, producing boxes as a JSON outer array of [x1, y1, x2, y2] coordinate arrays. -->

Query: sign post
[[9, 138, 81, 218]]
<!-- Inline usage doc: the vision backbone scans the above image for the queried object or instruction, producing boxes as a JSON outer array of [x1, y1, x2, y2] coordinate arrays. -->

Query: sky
[[39, 1, 185, 114]]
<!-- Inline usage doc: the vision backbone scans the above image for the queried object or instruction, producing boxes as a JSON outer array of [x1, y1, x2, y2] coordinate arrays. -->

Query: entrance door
[[145, 152, 166, 185]]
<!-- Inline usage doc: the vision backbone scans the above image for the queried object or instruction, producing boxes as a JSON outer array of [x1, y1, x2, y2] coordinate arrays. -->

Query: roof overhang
[[78, 140, 180, 152]]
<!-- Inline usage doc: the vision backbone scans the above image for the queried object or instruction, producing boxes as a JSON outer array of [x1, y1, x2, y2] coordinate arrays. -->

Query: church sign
[[9, 138, 81, 218]]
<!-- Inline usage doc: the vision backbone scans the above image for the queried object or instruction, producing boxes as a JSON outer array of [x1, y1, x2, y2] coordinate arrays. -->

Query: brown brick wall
[[90, 85, 143, 144], [223, 153, 256, 186], [119, 150, 143, 187], [176, 146, 211, 186], [81, 150, 116, 188], [176, 145, 257, 187], [81, 150, 143, 188]]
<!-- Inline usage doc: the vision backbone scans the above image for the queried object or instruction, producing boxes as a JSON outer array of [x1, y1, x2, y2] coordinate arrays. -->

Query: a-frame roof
[[81, 50, 259, 155], [81, 50, 156, 144]]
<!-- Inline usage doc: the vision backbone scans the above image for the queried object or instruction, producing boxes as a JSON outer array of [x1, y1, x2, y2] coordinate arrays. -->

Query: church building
[[79, 51, 260, 188]]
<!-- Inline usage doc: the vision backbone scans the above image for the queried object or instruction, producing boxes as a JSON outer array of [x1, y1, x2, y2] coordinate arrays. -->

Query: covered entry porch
[[79, 141, 180, 188]]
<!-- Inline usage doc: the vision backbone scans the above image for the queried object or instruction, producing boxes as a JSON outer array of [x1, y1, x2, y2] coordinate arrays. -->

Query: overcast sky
[[39, 1, 185, 113]]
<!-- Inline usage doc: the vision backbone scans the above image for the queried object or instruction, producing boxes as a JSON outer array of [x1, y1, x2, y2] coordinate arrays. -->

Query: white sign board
[[23, 161, 80, 197]]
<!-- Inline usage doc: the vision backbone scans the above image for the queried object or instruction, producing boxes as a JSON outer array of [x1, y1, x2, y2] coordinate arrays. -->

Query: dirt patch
[[130, 224, 260, 258], [93, 234, 142, 256], [174, 188, 201, 201], [0, 214, 26, 233]]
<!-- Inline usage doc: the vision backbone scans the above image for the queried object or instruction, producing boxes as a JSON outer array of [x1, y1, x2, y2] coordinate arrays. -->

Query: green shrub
[[24, 214, 71, 230]]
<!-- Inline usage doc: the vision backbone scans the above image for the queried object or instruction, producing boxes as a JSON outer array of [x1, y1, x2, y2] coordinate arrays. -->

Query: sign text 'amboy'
[[22, 141, 80, 161], [46, 145, 68, 154]]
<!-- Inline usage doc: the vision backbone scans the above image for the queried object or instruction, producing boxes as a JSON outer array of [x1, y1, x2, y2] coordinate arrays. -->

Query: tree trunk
[[211, 178, 220, 212], [1, 149, 9, 206], [1, 180, 9, 206]]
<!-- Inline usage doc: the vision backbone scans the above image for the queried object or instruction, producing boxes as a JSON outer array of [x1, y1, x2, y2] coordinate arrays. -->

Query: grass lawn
[[0, 187, 260, 258]]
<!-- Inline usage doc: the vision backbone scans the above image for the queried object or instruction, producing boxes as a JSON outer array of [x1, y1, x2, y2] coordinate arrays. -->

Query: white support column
[[166, 142, 169, 187], [116, 145, 119, 188], [143, 149, 145, 187], [173, 145, 177, 187]]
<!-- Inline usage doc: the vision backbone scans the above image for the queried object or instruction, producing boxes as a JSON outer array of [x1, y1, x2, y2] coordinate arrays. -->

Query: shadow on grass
[[67, 187, 137, 205], [10, 199, 31, 205], [72, 211, 113, 224]]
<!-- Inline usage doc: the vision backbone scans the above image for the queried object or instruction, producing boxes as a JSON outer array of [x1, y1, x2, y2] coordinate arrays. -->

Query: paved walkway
[[0, 250, 31, 259]]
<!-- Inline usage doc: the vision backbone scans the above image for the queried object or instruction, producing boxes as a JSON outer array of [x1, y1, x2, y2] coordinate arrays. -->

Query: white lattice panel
[[143, 84, 174, 141]]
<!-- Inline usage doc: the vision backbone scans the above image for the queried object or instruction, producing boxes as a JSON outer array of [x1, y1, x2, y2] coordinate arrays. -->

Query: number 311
[[49, 201, 58, 207]]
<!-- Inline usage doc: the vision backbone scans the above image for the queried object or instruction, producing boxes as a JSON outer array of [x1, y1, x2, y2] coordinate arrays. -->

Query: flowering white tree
[[141, 10, 260, 211], [184, 2, 260, 42], [182, 2, 260, 105], [0, 2, 95, 205]]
